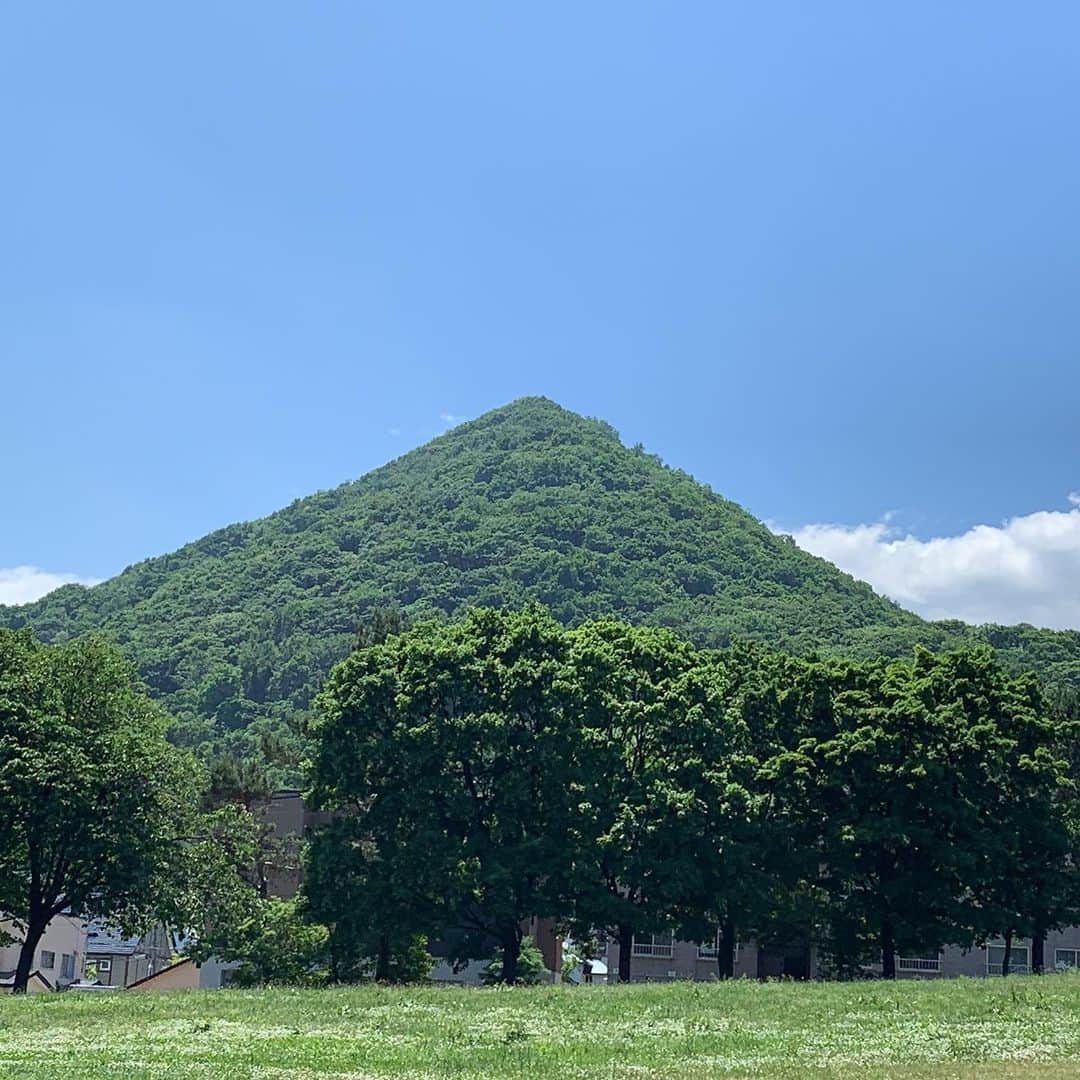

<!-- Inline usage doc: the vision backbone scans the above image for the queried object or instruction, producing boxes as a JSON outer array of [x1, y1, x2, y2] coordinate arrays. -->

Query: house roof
[[85, 921, 142, 956], [0, 970, 53, 991]]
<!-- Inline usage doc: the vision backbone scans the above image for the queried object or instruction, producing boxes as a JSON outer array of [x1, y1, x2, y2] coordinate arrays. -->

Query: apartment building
[[892, 927, 1080, 978], [606, 931, 815, 982], [607, 927, 1080, 981]]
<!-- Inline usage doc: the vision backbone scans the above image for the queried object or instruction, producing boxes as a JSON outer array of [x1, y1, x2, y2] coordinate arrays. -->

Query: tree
[[353, 604, 412, 651], [303, 815, 443, 983], [307, 605, 576, 984], [480, 939, 547, 985], [806, 652, 986, 978], [948, 654, 1080, 975], [208, 897, 329, 987], [203, 751, 274, 813], [0, 631, 201, 993], [565, 620, 715, 982], [163, 801, 266, 965], [674, 647, 803, 980]]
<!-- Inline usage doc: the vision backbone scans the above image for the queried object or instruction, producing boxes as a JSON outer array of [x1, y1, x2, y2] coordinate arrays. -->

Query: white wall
[[0, 914, 88, 988]]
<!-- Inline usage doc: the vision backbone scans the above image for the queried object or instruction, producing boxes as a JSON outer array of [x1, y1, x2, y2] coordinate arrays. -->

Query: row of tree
[[4, 610, 1077, 991], [305, 605, 1080, 982]]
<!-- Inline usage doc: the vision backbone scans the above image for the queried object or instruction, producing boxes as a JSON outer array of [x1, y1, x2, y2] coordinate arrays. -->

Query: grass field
[[2, 975, 1080, 1078]]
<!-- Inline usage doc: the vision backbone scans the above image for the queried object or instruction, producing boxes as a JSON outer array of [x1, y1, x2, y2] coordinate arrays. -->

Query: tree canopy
[[306, 607, 1080, 983], [0, 631, 213, 991]]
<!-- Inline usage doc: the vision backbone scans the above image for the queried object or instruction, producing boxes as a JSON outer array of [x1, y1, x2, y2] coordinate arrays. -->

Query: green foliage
[[164, 802, 265, 962], [213, 897, 329, 987], [564, 620, 749, 978], [203, 751, 275, 811], [777, 648, 1078, 976], [4, 398, 1077, 761], [308, 607, 1080, 984], [307, 605, 576, 984], [480, 940, 547, 986], [0, 630, 202, 991], [303, 817, 439, 984], [375, 934, 434, 985]]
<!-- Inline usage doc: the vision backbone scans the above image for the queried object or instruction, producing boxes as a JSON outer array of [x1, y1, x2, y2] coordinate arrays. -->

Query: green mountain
[[3, 397, 1078, 751]]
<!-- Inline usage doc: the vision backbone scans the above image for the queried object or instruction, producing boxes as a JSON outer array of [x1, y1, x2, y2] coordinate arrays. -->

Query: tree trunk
[[755, 941, 767, 980], [329, 935, 341, 983], [374, 933, 390, 982], [880, 917, 896, 979], [13, 913, 49, 995], [617, 922, 633, 984], [1032, 924, 1046, 975], [500, 924, 522, 986], [1001, 929, 1012, 977], [717, 917, 736, 980]]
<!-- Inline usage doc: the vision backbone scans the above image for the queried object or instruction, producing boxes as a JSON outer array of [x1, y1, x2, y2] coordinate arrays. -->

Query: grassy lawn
[[2, 975, 1080, 1078]]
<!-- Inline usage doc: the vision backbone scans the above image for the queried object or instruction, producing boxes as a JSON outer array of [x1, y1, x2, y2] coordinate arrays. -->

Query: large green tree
[[566, 621, 735, 981], [674, 647, 809, 980], [805, 652, 990, 977], [307, 605, 577, 984], [0, 631, 201, 992], [943, 653, 1080, 975]]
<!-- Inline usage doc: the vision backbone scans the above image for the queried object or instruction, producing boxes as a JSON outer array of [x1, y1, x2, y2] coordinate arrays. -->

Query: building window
[[96, 958, 112, 973], [631, 931, 674, 958], [697, 933, 739, 962], [39, 950, 55, 970], [896, 953, 942, 973], [986, 944, 1029, 975], [1055, 949, 1079, 971], [60, 954, 76, 981]]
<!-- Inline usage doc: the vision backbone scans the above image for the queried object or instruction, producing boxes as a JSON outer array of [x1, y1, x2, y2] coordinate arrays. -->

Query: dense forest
[[2, 397, 1078, 762]]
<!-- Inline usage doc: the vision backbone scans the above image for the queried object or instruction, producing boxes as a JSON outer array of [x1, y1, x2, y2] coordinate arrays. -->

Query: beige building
[[0, 913, 87, 990], [127, 958, 200, 992]]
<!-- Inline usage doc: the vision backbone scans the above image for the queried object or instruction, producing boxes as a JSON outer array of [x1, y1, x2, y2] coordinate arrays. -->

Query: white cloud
[[387, 427, 402, 436], [784, 497, 1080, 630], [439, 411, 463, 425], [0, 566, 100, 607]]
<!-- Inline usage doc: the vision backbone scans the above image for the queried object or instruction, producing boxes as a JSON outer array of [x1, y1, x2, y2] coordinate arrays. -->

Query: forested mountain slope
[[3, 397, 1078, 749]]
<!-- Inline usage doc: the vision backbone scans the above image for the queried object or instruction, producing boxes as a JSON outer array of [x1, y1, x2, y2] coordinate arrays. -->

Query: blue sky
[[3, 3, 1079, 627]]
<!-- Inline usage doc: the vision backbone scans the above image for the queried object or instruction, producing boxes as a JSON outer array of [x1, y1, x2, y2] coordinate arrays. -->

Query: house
[[0, 971, 53, 993], [0, 913, 87, 990], [84, 920, 173, 988]]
